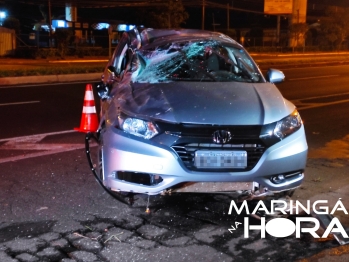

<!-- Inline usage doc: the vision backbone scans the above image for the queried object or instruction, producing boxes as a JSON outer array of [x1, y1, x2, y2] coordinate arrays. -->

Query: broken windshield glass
[[133, 40, 262, 84]]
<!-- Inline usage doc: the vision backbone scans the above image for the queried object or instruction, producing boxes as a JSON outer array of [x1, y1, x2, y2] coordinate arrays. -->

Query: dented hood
[[115, 81, 293, 125]]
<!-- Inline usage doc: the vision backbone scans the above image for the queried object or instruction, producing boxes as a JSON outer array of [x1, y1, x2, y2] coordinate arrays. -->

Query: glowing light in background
[[0, 11, 6, 26]]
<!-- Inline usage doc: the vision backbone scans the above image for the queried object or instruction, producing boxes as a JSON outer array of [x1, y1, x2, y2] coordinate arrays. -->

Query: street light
[[0, 11, 6, 26]]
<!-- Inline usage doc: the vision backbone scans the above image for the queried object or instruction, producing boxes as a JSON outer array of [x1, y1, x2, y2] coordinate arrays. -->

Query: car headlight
[[260, 110, 303, 146], [274, 110, 302, 139], [118, 117, 158, 139]]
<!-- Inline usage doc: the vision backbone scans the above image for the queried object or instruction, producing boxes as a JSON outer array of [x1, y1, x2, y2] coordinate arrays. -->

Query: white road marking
[[288, 75, 339, 81], [292, 92, 349, 102], [293, 99, 349, 110], [0, 101, 40, 106], [291, 92, 349, 110], [1, 143, 83, 150], [0, 144, 86, 164], [0, 130, 76, 143], [0, 130, 94, 164]]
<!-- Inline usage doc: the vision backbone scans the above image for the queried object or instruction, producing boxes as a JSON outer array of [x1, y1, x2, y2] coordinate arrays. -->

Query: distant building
[[0, 27, 15, 56], [27, 19, 134, 48]]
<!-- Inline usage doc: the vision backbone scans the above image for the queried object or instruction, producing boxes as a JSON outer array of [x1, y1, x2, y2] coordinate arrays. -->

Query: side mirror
[[266, 68, 285, 84]]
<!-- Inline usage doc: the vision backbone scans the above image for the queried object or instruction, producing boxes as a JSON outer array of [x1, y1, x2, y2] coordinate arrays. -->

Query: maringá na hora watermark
[[228, 198, 349, 239]]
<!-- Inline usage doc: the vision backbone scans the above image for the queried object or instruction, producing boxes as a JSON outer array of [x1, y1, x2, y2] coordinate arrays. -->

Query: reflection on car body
[[88, 27, 308, 200]]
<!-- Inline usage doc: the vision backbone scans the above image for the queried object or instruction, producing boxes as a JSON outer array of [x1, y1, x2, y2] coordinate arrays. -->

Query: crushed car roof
[[127, 27, 240, 50]]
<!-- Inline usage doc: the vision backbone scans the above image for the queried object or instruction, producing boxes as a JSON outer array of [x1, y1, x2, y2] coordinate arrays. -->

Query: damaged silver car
[[86, 27, 307, 201]]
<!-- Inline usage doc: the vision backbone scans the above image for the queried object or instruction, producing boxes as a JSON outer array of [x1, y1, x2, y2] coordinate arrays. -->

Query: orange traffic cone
[[74, 84, 99, 133]]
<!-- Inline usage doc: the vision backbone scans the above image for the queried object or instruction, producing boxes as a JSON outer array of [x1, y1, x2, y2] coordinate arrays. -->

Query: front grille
[[156, 122, 262, 140], [172, 143, 265, 172], [156, 122, 266, 171]]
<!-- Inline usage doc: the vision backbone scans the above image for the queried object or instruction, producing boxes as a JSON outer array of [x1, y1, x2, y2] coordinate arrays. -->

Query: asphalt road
[[1, 65, 349, 261], [0, 82, 90, 139]]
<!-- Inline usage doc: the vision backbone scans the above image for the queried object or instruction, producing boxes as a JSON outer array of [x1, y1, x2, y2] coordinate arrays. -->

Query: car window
[[116, 44, 129, 75], [133, 40, 263, 84]]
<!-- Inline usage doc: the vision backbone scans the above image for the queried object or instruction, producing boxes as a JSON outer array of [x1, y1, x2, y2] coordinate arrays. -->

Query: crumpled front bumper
[[99, 126, 308, 195]]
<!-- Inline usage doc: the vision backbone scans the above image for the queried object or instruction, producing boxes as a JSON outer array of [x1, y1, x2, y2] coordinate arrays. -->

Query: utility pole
[[297, 9, 299, 23], [227, 3, 230, 31], [48, 0, 52, 47], [108, 25, 112, 58], [212, 13, 220, 32], [212, 13, 215, 31], [276, 15, 280, 45], [202, 0, 205, 30]]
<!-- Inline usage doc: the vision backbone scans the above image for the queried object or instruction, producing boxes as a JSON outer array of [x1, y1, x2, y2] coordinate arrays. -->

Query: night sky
[[0, 0, 348, 33]]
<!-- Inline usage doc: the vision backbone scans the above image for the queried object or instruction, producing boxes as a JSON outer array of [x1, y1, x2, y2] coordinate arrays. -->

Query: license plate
[[194, 150, 247, 169]]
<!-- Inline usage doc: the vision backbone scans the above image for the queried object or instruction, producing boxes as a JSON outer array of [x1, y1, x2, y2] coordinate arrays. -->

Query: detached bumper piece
[[312, 212, 349, 245]]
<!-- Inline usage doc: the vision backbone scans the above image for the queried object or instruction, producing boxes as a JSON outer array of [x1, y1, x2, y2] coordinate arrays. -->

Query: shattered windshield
[[133, 40, 263, 83]]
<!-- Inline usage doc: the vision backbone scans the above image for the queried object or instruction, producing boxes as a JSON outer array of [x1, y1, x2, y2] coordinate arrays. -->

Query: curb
[[0, 72, 102, 86]]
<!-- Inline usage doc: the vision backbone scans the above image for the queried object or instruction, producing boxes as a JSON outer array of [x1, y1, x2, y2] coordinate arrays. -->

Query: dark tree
[[321, 6, 349, 49], [147, 0, 189, 29]]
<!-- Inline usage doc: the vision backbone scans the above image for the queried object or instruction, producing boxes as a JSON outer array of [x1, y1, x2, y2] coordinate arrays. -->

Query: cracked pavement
[[0, 147, 348, 261]]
